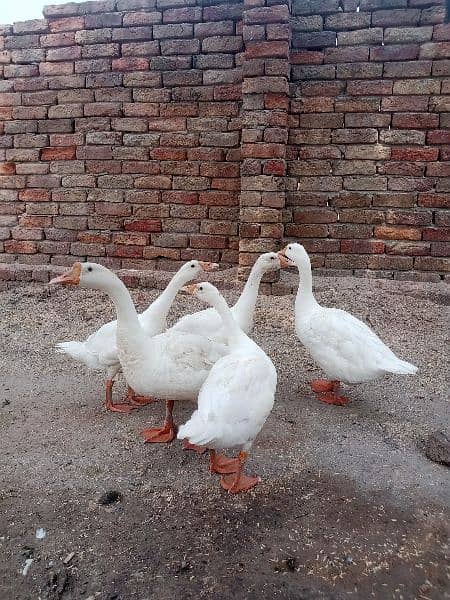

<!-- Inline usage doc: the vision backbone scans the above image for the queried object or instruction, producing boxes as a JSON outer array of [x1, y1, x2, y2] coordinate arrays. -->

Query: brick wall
[[0, 0, 449, 286], [0, 0, 244, 273], [287, 0, 450, 282]]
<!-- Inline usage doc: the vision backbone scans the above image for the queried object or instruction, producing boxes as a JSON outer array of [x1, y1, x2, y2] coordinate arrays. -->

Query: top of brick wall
[[0, 0, 243, 30]]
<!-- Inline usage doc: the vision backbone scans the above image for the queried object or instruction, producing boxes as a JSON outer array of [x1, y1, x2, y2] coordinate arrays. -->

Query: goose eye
[[199, 286, 203, 291], [87, 266, 93, 272], [191, 264, 195, 268], [270, 256, 274, 260]]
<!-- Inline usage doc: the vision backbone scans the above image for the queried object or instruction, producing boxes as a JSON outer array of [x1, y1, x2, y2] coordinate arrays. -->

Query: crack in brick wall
[[0, 0, 448, 288]]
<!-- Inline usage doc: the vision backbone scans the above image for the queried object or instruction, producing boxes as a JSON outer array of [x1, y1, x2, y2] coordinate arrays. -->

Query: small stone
[[98, 490, 122, 505], [273, 556, 297, 572], [424, 432, 450, 466]]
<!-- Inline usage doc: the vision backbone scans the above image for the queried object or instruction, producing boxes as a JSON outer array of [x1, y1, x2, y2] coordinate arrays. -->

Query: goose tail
[[55, 341, 98, 369], [178, 412, 215, 447], [384, 357, 418, 375]]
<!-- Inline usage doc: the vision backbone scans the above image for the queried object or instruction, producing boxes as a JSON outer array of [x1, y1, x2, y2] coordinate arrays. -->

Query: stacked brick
[[0, 0, 244, 272], [288, 0, 449, 282], [240, 0, 290, 278], [0, 0, 449, 286]]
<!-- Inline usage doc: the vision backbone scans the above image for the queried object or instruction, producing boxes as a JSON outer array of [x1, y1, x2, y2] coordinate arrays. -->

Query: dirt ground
[[0, 272, 449, 600]]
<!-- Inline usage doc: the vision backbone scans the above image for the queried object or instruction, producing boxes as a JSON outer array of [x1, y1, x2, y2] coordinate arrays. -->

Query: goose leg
[[182, 439, 207, 454], [141, 400, 177, 443], [105, 379, 136, 414], [125, 386, 157, 406], [220, 451, 260, 494], [209, 449, 240, 474], [314, 380, 349, 406]]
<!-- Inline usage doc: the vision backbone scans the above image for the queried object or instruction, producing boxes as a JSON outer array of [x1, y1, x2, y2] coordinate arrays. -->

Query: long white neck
[[294, 257, 319, 316], [140, 268, 191, 327], [100, 274, 146, 345], [232, 259, 265, 322], [210, 293, 245, 348]]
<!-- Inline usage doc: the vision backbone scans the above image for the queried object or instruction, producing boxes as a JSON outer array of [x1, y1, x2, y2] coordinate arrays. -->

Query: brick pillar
[[239, 1, 291, 279]]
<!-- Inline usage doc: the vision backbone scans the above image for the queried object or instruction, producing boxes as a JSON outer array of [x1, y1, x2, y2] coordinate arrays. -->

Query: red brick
[[245, 41, 289, 59], [41, 146, 77, 161], [392, 113, 439, 129], [112, 57, 149, 71], [290, 50, 323, 65], [427, 130, 450, 144], [374, 226, 422, 241], [48, 16, 85, 32], [418, 194, 450, 208], [386, 242, 430, 256], [341, 240, 385, 254], [124, 219, 161, 233], [423, 228, 450, 241], [370, 44, 420, 62], [244, 5, 289, 24], [4, 240, 37, 253], [0, 162, 15, 175], [391, 147, 439, 161]]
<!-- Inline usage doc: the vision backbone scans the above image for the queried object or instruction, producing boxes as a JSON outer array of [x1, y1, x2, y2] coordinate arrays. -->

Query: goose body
[[295, 304, 417, 384], [170, 252, 281, 343], [279, 243, 417, 404], [178, 282, 277, 493], [55, 260, 217, 411]]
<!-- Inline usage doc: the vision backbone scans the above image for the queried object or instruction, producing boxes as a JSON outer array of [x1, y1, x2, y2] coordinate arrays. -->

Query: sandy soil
[[0, 274, 449, 600]]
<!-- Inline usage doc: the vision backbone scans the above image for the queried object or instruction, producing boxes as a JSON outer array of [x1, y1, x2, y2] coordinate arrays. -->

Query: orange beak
[[180, 284, 197, 295], [277, 251, 291, 268], [49, 262, 82, 286], [199, 261, 219, 272]]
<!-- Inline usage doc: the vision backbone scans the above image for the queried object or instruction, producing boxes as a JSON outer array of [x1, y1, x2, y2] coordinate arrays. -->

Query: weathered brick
[[48, 16, 85, 33], [46, 46, 82, 61], [195, 21, 234, 39], [202, 36, 243, 53], [5, 34, 40, 50], [384, 26, 433, 44], [244, 5, 289, 25], [122, 41, 159, 57], [160, 39, 200, 55], [393, 113, 439, 129], [337, 28, 383, 46], [292, 31, 336, 49]]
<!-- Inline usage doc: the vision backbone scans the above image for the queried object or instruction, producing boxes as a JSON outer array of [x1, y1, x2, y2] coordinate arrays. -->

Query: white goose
[[54, 260, 218, 413], [169, 252, 282, 343], [50, 263, 226, 442], [178, 282, 277, 494], [279, 243, 417, 405]]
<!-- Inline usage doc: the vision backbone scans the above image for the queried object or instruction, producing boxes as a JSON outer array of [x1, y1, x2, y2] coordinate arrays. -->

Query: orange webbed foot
[[128, 395, 157, 406], [141, 423, 177, 443], [125, 387, 157, 406], [220, 472, 261, 494], [182, 439, 207, 454], [317, 393, 349, 406], [209, 452, 240, 474], [310, 379, 335, 393]]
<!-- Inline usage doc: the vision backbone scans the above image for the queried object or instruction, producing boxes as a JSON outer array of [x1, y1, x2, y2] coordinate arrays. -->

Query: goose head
[[278, 243, 310, 269], [254, 251, 283, 273], [50, 261, 114, 290], [181, 281, 221, 307], [177, 259, 219, 283]]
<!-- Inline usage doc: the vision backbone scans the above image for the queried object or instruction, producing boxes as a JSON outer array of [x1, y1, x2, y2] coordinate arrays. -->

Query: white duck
[[53, 260, 218, 414], [178, 282, 277, 494], [51, 262, 227, 442], [279, 243, 417, 405], [169, 252, 283, 343]]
